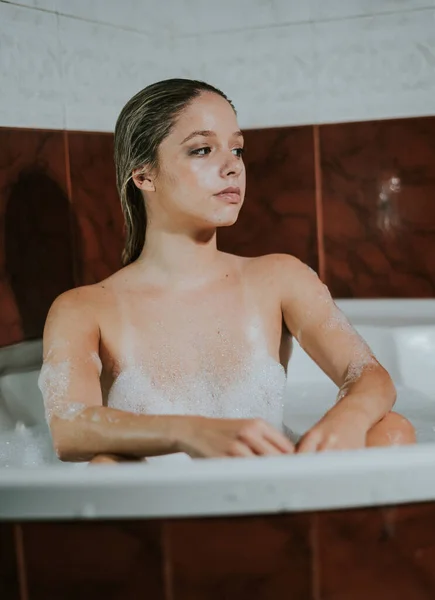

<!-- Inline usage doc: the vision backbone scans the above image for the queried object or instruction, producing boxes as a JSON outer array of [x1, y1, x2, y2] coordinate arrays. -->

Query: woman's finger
[[245, 436, 284, 456], [297, 430, 322, 453], [261, 425, 294, 454], [226, 441, 256, 457]]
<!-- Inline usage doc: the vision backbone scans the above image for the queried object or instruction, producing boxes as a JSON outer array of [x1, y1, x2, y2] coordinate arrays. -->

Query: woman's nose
[[221, 152, 242, 177]]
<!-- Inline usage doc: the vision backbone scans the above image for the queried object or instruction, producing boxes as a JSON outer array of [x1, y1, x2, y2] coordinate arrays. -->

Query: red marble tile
[[0, 127, 74, 343], [0, 524, 21, 600], [317, 506, 435, 599], [320, 117, 435, 298], [22, 520, 165, 600], [382, 504, 435, 590], [0, 276, 22, 347], [68, 132, 124, 285], [218, 126, 318, 271], [166, 513, 313, 599]]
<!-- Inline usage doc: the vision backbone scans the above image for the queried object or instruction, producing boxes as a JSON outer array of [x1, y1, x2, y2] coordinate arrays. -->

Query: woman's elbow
[[50, 418, 93, 462]]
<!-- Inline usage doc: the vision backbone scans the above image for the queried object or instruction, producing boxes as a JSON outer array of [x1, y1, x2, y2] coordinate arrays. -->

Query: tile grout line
[[63, 130, 81, 287], [13, 525, 29, 600], [313, 124, 326, 281], [176, 6, 435, 38], [63, 130, 73, 203], [162, 523, 174, 600], [55, 10, 67, 133], [310, 514, 321, 600], [0, 0, 157, 37], [2, 0, 433, 39]]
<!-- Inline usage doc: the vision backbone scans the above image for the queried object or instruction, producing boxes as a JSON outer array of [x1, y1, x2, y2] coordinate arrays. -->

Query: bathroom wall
[[1, 0, 435, 347], [3, 1, 435, 131]]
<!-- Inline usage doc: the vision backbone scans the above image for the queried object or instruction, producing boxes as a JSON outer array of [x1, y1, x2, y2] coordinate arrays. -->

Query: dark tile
[[166, 513, 313, 600], [218, 126, 318, 271], [0, 127, 74, 343], [0, 524, 21, 600], [382, 503, 435, 590], [0, 274, 22, 347], [317, 505, 435, 600], [22, 520, 165, 600], [320, 117, 435, 297], [68, 132, 124, 285]]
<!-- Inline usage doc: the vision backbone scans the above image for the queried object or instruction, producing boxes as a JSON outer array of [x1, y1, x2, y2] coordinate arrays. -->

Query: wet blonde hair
[[114, 78, 235, 265]]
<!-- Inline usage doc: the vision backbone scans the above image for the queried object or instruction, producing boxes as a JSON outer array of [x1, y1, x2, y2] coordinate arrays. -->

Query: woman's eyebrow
[[181, 130, 215, 144], [180, 130, 243, 144]]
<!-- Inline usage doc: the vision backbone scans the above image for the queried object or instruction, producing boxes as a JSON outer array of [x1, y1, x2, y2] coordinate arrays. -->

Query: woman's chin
[[195, 206, 241, 230], [214, 215, 239, 227], [211, 206, 241, 227]]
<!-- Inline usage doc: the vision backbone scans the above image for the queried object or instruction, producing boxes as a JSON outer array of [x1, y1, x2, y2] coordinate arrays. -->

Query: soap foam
[[294, 282, 377, 400], [108, 355, 288, 433], [38, 360, 86, 423], [109, 305, 288, 431], [0, 422, 57, 468], [336, 352, 377, 403]]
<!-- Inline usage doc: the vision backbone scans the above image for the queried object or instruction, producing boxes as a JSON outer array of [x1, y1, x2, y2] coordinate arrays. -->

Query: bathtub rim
[[2, 442, 435, 520]]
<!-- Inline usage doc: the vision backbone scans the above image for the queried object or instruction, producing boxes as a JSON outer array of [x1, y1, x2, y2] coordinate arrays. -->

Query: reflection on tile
[[0, 524, 20, 600], [317, 506, 435, 599], [0, 127, 73, 343], [218, 126, 318, 271], [22, 521, 165, 600], [68, 132, 124, 285], [320, 117, 435, 297], [166, 514, 313, 599]]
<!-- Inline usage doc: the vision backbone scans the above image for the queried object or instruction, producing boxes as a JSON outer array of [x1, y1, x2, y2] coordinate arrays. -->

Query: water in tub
[[0, 365, 60, 468]]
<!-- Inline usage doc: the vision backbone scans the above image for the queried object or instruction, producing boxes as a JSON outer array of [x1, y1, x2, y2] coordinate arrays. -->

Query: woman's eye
[[189, 146, 244, 158], [190, 147, 211, 156]]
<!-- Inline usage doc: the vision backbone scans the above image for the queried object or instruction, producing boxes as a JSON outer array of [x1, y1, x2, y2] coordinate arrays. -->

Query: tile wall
[[1, 116, 434, 346]]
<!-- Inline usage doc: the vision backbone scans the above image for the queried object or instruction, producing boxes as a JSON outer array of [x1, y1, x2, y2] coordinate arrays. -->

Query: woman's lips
[[214, 187, 241, 204]]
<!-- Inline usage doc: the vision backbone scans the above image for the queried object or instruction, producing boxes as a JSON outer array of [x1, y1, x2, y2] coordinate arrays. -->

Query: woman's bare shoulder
[[42, 277, 124, 356], [46, 272, 122, 326], [238, 253, 307, 278]]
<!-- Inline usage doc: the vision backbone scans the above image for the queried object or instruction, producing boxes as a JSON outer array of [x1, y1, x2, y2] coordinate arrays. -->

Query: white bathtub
[[0, 299, 434, 520]]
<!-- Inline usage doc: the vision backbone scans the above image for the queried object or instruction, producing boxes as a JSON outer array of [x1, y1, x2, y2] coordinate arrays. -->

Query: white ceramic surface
[[0, 299, 434, 520], [2, 2, 435, 130]]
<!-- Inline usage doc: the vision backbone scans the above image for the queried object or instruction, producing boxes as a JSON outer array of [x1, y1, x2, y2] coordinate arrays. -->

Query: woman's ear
[[132, 167, 156, 192]]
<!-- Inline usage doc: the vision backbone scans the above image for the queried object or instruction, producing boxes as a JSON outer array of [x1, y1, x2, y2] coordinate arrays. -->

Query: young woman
[[39, 79, 415, 464]]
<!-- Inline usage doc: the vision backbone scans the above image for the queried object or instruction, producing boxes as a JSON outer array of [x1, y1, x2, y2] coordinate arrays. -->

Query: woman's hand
[[176, 416, 294, 458], [297, 412, 369, 453]]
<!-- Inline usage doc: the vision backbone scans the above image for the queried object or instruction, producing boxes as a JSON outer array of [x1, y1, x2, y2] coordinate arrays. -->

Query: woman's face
[[139, 92, 246, 232]]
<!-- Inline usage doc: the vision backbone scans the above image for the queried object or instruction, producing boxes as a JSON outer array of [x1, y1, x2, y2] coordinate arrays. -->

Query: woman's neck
[[134, 227, 228, 288]]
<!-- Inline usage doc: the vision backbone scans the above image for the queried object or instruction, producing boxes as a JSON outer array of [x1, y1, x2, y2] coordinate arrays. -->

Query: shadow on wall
[[4, 167, 81, 340]]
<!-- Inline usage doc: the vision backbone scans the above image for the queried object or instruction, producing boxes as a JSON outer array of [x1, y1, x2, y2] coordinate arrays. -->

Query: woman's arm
[[39, 288, 183, 461], [40, 288, 293, 461], [275, 254, 396, 450]]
